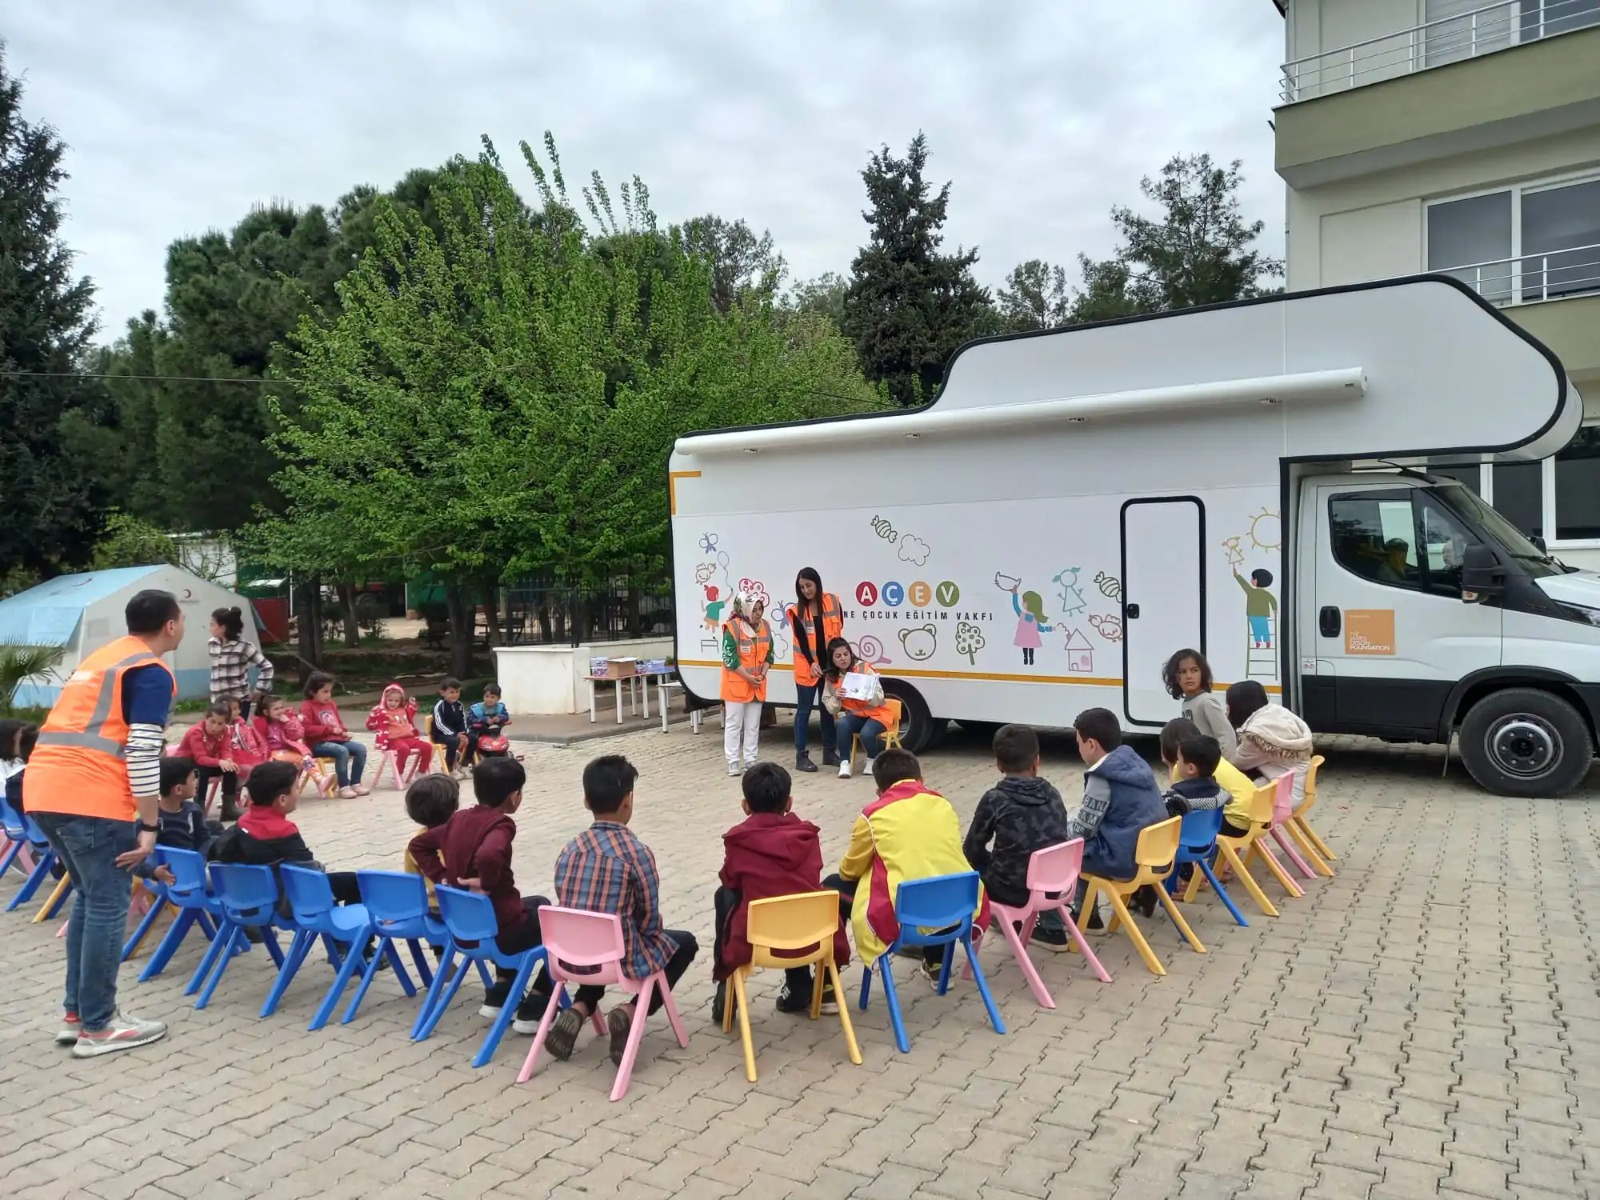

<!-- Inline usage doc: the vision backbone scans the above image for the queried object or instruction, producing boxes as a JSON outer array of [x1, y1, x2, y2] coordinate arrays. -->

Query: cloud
[[5, 0, 1286, 338], [898, 534, 931, 567]]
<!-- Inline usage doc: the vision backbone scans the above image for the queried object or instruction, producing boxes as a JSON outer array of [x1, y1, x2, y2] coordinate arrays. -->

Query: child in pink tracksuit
[[367, 683, 434, 778]]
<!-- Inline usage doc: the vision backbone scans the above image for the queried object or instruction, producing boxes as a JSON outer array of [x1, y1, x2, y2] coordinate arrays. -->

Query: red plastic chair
[[516, 906, 689, 1102]]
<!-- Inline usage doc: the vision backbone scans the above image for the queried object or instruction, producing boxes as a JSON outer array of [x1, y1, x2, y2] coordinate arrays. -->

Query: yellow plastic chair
[[848, 698, 904, 768], [721, 891, 862, 1082], [1080, 816, 1203, 977], [33, 872, 73, 924], [1287, 755, 1335, 874], [1190, 781, 1281, 917]]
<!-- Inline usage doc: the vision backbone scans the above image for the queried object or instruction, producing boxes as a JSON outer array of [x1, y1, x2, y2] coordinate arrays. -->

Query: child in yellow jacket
[[823, 749, 989, 985]]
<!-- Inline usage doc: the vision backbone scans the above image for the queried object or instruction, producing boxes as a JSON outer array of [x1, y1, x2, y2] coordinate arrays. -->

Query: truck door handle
[[1319, 606, 1341, 638], [1125, 603, 1141, 619]]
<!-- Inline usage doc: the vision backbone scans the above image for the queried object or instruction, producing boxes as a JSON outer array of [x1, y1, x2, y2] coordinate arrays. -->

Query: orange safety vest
[[24, 635, 175, 822], [837, 661, 897, 727], [789, 592, 844, 687], [721, 618, 772, 704]]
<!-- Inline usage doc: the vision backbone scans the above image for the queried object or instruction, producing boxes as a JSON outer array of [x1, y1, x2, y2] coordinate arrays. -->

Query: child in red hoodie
[[367, 683, 433, 780], [178, 702, 248, 821], [712, 762, 850, 1024], [300, 671, 369, 798]]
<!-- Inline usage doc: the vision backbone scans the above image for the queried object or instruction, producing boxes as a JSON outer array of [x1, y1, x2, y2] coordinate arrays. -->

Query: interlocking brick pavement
[[2, 722, 1597, 1199]]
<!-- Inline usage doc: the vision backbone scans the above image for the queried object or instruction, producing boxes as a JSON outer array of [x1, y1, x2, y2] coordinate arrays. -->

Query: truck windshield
[[1429, 483, 1568, 579]]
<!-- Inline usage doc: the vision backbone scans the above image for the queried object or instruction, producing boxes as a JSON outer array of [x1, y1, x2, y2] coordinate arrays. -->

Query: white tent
[[0, 565, 262, 707]]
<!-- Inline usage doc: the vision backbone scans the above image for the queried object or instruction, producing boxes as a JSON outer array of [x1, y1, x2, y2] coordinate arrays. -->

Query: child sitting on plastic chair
[[962, 724, 1079, 952], [544, 755, 700, 1067], [132, 757, 218, 886], [407, 758, 554, 1033], [1070, 708, 1168, 920], [825, 749, 988, 988], [210, 761, 362, 908], [402, 773, 460, 919], [711, 762, 849, 1026]]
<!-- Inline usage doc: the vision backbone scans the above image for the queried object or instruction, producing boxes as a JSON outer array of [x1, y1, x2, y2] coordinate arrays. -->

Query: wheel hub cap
[[1489, 716, 1559, 778]]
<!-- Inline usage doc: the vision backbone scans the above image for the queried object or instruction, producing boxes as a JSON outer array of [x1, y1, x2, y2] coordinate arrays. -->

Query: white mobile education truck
[[668, 276, 1600, 797]]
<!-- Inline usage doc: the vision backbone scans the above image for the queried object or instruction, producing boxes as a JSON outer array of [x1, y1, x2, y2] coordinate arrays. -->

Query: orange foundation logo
[[1345, 609, 1396, 656]]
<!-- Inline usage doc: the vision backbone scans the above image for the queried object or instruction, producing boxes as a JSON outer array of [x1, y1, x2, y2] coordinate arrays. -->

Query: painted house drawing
[[1063, 628, 1094, 674]]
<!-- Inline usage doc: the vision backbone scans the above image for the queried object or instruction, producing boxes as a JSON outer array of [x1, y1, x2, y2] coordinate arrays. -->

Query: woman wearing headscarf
[[786, 568, 844, 773], [720, 592, 773, 777]]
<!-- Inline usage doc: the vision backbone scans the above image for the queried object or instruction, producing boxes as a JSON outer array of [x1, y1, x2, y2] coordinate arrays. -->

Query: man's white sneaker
[[837, 760, 852, 779], [55, 1013, 80, 1046], [865, 757, 877, 776], [727, 763, 741, 777], [71, 1011, 167, 1058]]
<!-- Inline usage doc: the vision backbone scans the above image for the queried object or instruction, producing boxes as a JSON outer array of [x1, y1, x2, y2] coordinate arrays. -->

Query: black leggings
[[823, 873, 945, 968]]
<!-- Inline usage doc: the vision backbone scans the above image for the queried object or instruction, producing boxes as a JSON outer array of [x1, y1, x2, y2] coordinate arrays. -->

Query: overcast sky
[[7, 1, 1287, 340]]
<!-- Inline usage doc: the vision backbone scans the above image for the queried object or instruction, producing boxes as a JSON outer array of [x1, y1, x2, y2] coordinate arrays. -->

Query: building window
[[1432, 425, 1600, 547], [1425, 0, 1600, 65], [1427, 174, 1600, 305]]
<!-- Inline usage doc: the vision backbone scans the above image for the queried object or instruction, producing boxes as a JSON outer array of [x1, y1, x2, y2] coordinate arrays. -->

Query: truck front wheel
[[1458, 688, 1594, 798]]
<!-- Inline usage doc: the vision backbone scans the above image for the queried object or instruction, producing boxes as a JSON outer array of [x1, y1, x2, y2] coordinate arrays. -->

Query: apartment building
[[1272, 0, 1600, 566]]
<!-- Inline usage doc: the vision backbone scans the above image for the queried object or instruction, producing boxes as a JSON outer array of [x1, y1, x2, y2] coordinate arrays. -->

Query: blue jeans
[[30, 812, 137, 1031], [793, 683, 836, 754], [312, 741, 368, 788], [836, 714, 886, 762]]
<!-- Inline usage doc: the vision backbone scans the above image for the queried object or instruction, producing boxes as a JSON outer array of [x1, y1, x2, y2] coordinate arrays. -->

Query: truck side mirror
[[1531, 534, 1547, 553], [1460, 544, 1505, 600]]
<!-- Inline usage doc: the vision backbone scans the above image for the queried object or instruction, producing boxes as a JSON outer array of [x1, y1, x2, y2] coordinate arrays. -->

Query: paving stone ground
[[2, 720, 1598, 1200]]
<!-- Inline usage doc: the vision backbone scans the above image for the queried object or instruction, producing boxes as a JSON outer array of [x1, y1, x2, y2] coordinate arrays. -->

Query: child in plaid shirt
[[543, 754, 699, 1066]]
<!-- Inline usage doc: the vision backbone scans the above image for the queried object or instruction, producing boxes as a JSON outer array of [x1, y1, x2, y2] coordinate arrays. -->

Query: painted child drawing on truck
[[1004, 580, 1053, 666], [1235, 568, 1278, 648]]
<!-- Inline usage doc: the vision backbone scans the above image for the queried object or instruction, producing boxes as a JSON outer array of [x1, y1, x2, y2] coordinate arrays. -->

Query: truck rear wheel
[[881, 681, 942, 754], [1458, 688, 1594, 798]]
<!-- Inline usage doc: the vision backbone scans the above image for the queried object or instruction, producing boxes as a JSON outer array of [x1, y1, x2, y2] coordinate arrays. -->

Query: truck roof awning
[[674, 275, 1582, 466]]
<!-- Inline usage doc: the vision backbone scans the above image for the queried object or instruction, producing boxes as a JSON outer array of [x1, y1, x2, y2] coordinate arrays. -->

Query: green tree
[[672, 214, 787, 312], [0, 44, 109, 578], [841, 133, 994, 406], [996, 259, 1071, 331], [254, 137, 879, 676], [784, 272, 848, 328], [1071, 154, 1280, 323], [88, 511, 182, 570]]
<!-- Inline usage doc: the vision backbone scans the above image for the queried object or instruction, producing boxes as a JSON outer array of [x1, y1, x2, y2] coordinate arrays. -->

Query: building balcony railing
[[1438, 242, 1600, 306], [1280, 0, 1600, 103]]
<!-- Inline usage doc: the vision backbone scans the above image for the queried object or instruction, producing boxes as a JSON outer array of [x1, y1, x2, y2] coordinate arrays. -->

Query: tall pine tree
[[0, 43, 107, 578], [842, 134, 993, 407]]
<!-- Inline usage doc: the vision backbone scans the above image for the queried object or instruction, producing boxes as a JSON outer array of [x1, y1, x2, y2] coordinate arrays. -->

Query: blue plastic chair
[[191, 863, 287, 1009], [857, 871, 1005, 1053], [1165, 807, 1247, 927], [266, 865, 380, 1022], [0, 793, 42, 883], [336, 871, 441, 1027], [136, 848, 239, 980], [413, 885, 546, 1068], [3, 809, 62, 913]]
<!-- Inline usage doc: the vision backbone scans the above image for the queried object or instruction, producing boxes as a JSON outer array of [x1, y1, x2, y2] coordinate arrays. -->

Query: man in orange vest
[[25, 589, 185, 1058]]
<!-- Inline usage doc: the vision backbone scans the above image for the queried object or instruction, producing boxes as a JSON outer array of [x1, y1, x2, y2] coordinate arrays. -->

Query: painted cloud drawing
[[898, 534, 931, 566]]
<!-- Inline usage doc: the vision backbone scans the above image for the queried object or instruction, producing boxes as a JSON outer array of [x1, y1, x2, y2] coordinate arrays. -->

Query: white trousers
[[723, 700, 762, 766]]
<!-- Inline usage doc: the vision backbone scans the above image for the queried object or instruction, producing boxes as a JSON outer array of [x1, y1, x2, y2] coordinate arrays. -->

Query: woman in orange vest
[[720, 592, 773, 777], [820, 636, 897, 780], [786, 568, 844, 774]]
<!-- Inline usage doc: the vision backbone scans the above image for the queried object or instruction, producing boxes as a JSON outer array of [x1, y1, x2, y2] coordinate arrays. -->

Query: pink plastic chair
[[1267, 771, 1318, 882], [515, 907, 690, 1102], [368, 748, 419, 792], [974, 839, 1112, 1008], [1240, 774, 1305, 899]]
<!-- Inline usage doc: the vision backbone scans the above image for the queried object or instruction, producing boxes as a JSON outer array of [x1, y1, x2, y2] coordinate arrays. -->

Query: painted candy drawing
[[1052, 567, 1087, 618], [870, 515, 898, 543], [1094, 571, 1122, 602], [854, 635, 893, 667]]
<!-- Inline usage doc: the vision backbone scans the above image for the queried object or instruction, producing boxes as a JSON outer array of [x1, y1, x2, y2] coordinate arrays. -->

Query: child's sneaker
[[1030, 924, 1072, 953], [864, 757, 877, 776], [544, 1007, 584, 1060], [606, 1006, 633, 1067], [775, 982, 811, 1014], [727, 763, 741, 777], [71, 1011, 167, 1058], [478, 980, 512, 1018], [55, 1012, 80, 1046], [837, 760, 852, 779], [512, 992, 551, 1035], [916, 960, 944, 990]]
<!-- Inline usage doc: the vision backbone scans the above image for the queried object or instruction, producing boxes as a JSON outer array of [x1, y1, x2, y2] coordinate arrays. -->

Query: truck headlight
[[1557, 602, 1600, 628]]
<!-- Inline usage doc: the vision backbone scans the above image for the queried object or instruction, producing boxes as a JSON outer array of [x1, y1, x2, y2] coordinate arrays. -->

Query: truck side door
[[1303, 484, 1501, 739]]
